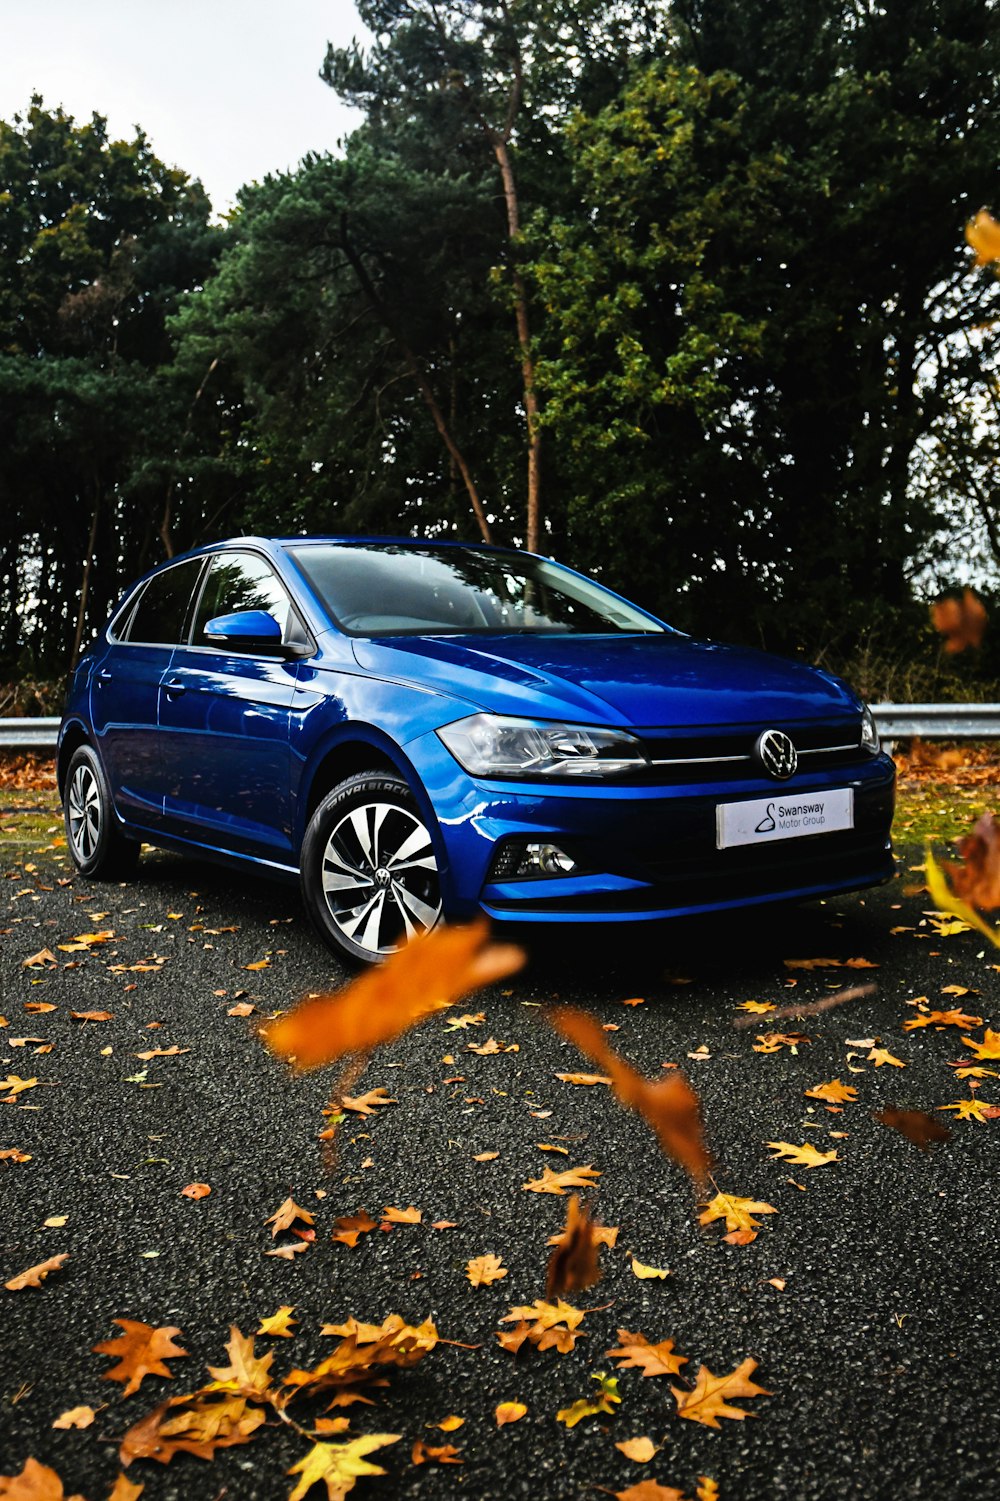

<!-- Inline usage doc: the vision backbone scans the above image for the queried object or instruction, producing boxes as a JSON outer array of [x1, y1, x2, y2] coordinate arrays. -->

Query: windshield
[[285, 544, 666, 637]]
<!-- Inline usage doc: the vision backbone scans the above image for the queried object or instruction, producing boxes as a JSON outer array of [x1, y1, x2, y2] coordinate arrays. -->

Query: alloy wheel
[[67, 762, 101, 864], [320, 800, 442, 958]]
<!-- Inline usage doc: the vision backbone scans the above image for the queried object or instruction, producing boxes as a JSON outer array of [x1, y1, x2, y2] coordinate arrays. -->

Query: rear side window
[[192, 551, 295, 645], [122, 559, 205, 646]]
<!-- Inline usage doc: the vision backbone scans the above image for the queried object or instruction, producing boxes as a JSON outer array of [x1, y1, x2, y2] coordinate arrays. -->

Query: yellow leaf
[[698, 1193, 777, 1235], [937, 1097, 997, 1122], [867, 1047, 905, 1069], [286, 1435, 401, 1501], [804, 1079, 857, 1103], [5, 1253, 69, 1291], [52, 1405, 96, 1429], [967, 209, 1000, 267], [630, 1255, 670, 1280], [961, 1028, 1000, 1060], [522, 1164, 601, 1195], [433, 1415, 464, 1432], [765, 1141, 838, 1168], [257, 1306, 297, 1338], [466, 1254, 508, 1287]]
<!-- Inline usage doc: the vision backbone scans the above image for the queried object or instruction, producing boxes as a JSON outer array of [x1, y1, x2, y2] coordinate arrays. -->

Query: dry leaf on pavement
[[5, 1253, 69, 1291], [93, 1320, 188, 1397], [671, 1357, 770, 1428]]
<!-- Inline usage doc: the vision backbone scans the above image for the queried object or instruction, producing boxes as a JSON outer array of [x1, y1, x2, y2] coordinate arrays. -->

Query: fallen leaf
[[766, 1141, 838, 1168], [962, 1029, 1000, 1060], [340, 1089, 397, 1117], [697, 1480, 720, 1501], [671, 1358, 771, 1428], [737, 1001, 775, 1015], [698, 1192, 777, 1236], [606, 1331, 687, 1378], [522, 1164, 601, 1196], [473, 1151, 499, 1162], [22, 949, 58, 968], [265, 1198, 315, 1237], [381, 1205, 422, 1225], [93, 1320, 188, 1397], [466, 1254, 508, 1287], [903, 1009, 983, 1032], [433, 1415, 464, 1432], [52, 1405, 96, 1429], [0, 1458, 86, 1500], [227, 1002, 255, 1017], [263, 920, 524, 1071], [23, 1002, 57, 1013], [332, 1211, 378, 1248], [621, 997, 646, 1007], [495, 1401, 527, 1427], [867, 1047, 906, 1069], [938, 1097, 997, 1123], [70, 1010, 113, 1023], [257, 1306, 297, 1337], [555, 1071, 612, 1086], [181, 1182, 211, 1200], [286, 1435, 402, 1500], [615, 1437, 658, 1462], [1, 1075, 39, 1100], [5, 1253, 69, 1291], [630, 1256, 670, 1280], [752, 1031, 809, 1054], [804, 1079, 857, 1104], [546, 1007, 711, 1187], [614, 1483, 686, 1501], [107, 1474, 144, 1500], [411, 1440, 462, 1465], [133, 1046, 190, 1061], [0, 1148, 31, 1163]]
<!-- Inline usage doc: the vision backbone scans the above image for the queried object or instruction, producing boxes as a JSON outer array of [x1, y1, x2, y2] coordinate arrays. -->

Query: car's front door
[[158, 550, 306, 861]]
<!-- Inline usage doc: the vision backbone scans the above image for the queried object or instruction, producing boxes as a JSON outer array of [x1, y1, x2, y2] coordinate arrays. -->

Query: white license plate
[[716, 788, 854, 850]]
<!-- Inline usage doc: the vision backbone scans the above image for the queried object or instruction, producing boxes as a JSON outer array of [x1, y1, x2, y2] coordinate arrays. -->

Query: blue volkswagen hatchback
[[59, 537, 895, 962]]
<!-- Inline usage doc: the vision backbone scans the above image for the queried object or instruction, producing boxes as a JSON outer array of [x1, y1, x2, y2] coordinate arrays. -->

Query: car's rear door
[[157, 549, 308, 861], [89, 557, 207, 828]]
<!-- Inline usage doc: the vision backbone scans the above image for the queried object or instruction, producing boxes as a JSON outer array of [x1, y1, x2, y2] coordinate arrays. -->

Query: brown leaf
[[903, 1009, 984, 1032], [107, 1475, 144, 1501], [466, 1254, 508, 1287], [23, 1002, 56, 1013], [381, 1205, 422, 1224], [546, 1006, 711, 1187], [555, 1071, 612, 1086], [22, 949, 58, 969], [5, 1253, 69, 1291], [227, 1002, 255, 1017], [606, 1330, 688, 1378], [930, 589, 988, 654], [522, 1163, 601, 1195], [0, 1147, 31, 1163], [473, 1150, 499, 1162], [752, 1031, 809, 1054], [204, 1326, 275, 1398], [265, 1197, 315, 1237], [943, 813, 1000, 913], [133, 1046, 190, 1061], [875, 1107, 951, 1149], [180, 1182, 211, 1200], [332, 1211, 379, 1248], [412, 1440, 462, 1465], [263, 919, 524, 1071], [545, 1194, 606, 1297], [70, 1010, 113, 1022], [672, 1357, 771, 1427], [94, 1320, 188, 1397]]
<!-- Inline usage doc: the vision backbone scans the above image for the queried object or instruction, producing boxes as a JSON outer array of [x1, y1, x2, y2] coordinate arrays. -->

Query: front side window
[[122, 559, 205, 646], [286, 544, 666, 637], [192, 551, 295, 646]]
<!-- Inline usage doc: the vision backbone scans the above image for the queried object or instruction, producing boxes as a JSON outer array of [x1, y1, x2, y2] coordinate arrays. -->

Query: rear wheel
[[63, 745, 140, 880], [300, 772, 444, 964]]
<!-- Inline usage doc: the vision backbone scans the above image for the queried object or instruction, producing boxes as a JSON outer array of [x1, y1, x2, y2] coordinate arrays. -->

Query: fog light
[[525, 842, 576, 875], [488, 839, 578, 880]]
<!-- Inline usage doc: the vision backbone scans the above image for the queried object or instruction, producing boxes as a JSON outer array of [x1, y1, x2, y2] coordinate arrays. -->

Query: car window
[[191, 551, 295, 647], [121, 559, 205, 646]]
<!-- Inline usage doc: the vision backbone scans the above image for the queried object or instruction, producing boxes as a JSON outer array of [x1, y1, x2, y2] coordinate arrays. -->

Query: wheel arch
[[57, 719, 92, 798], [297, 727, 443, 864]]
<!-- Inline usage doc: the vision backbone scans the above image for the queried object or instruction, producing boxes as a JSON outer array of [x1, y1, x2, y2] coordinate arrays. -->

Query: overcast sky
[[0, 0, 372, 213]]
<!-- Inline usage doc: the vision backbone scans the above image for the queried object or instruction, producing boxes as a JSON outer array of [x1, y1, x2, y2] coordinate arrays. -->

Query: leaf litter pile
[[3, 799, 1000, 1499]]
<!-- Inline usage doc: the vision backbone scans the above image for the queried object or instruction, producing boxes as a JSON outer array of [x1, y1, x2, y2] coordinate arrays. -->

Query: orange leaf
[[381, 1204, 422, 1224], [545, 1193, 605, 1297], [495, 1401, 527, 1427], [262, 919, 524, 1071], [93, 1320, 188, 1397], [966, 208, 1000, 266], [546, 1006, 711, 1187], [256, 1305, 297, 1337], [671, 1358, 771, 1428], [615, 1437, 658, 1462], [5, 1253, 68, 1291], [412, 1440, 462, 1465], [51, 1406, 95, 1430], [332, 1211, 379, 1248], [0, 1458, 86, 1500], [555, 1071, 612, 1086], [340, 1088, 397, 1116], [930, 589, 988, 654], [265, 1197, 314, 1237], [804, 1079, 857, 1104], [522, 1164, 601, 1195], [180, 1182, 211, 1200], [614, 1485, 686, 1501]]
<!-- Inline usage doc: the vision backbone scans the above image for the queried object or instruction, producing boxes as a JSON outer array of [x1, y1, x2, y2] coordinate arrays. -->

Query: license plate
[[716, 788, 854, 850]]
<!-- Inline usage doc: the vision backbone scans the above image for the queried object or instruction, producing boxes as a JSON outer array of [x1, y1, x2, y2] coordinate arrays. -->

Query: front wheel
[[300, 771, 444, 964], [63, 744, 140, 880]]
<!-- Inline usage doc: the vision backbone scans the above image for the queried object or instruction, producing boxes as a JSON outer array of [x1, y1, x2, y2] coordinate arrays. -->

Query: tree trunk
[[71, 495, 101, 668]]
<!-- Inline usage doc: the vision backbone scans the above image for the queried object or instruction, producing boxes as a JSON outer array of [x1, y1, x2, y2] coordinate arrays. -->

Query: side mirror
[[204, 610, 285, 654]]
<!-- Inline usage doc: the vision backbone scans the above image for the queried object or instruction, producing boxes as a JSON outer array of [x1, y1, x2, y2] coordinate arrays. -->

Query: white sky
[[0, 0, 372, 214]]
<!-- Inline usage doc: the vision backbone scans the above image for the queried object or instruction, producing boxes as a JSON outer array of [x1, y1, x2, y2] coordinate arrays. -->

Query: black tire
[[63, 744, 141, 880], [300, 771, 443, 964]]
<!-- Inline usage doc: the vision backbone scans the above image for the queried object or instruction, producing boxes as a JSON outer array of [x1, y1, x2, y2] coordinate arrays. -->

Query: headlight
[[860, 703, 880, 754], [437, 713, 648, 778]]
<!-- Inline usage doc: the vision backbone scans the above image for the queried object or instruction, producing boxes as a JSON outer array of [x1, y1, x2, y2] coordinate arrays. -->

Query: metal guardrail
[[1, 704, 1000, 752]]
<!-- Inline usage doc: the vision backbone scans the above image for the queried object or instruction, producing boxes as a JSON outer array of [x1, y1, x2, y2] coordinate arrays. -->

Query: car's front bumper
[[408, 736, 896, 924]]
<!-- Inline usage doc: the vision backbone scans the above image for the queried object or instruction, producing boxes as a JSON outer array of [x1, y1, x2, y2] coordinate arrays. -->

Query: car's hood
[[351, 633, 860, 729]]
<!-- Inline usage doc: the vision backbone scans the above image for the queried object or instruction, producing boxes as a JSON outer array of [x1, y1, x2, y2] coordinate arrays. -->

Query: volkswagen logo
[[755, 729, 798, 780]]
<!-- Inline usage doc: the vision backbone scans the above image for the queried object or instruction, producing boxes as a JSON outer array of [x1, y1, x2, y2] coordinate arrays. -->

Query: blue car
[[59, 537, 895, 962]]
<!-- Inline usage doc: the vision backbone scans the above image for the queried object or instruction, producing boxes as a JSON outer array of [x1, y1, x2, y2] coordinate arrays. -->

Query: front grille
[[629, 720, 864, 784]]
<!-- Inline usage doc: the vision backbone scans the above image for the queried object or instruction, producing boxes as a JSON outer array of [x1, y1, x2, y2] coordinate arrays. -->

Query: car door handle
[[163, 680, 187, 698], [95, 668, 112, 684]]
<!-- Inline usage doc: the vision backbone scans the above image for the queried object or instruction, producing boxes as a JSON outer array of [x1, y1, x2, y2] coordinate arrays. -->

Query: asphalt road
[[2, 827, 999, 1501]]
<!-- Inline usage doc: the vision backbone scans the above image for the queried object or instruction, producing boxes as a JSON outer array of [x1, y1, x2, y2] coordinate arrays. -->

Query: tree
[[528, 0, 1000, 652], [0, 97, 222, 673]]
